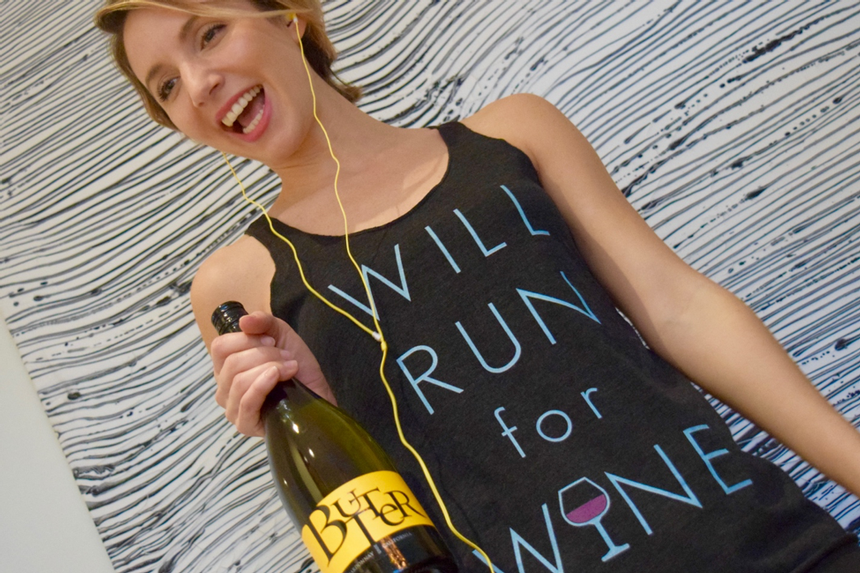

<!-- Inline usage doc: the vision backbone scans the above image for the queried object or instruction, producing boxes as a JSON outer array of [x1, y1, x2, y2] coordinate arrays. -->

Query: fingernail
[[280, 349, 291, 359], [261, 336, 276, 346]]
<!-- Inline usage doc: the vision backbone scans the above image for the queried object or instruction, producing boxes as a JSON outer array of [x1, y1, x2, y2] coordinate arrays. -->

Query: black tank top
[[246, 122, 855, 572]]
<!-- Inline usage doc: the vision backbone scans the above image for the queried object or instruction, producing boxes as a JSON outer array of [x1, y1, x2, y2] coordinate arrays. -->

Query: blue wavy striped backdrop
[[1, 1, 859, 571]]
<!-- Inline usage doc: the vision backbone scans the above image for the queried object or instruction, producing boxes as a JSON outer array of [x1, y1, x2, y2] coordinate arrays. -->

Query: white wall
[[0, 316, 114, 573]]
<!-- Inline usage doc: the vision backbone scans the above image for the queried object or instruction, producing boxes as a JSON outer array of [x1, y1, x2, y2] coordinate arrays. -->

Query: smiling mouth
[[221, 85, 264, 134]]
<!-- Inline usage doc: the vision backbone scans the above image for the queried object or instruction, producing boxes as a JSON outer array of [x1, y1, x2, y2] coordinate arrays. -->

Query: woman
[[95, 0, 860, 571]]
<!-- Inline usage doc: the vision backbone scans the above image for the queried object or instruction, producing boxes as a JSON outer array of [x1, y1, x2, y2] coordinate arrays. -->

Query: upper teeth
[[222, 86, 261, 127]]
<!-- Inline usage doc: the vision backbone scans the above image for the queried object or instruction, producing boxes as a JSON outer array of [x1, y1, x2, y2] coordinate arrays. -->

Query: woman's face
[[124, 1, 314, 165]]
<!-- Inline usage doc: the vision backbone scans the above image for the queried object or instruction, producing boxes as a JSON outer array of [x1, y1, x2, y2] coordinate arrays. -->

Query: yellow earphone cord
[[219, 14, 496, 573]]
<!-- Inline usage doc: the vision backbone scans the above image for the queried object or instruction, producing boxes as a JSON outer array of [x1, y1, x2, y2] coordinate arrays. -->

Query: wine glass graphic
[[558, 478, 630, 562]]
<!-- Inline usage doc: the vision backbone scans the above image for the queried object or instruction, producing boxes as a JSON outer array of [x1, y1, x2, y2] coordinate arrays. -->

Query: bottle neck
[[262, 379, 323, 421]]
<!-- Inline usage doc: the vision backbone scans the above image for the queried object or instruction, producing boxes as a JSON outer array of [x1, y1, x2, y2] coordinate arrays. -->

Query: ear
[[287, 14, 308, 43]]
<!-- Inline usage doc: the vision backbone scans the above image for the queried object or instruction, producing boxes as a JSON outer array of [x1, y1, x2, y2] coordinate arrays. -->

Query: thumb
[[238, 311, 279, 336]]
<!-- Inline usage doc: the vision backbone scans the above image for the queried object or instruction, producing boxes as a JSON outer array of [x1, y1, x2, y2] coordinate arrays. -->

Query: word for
[[493, 388, 602, 458]]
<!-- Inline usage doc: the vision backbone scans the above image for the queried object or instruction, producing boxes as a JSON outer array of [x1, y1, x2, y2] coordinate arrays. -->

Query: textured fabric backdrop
[[1, 1, 859, 571]]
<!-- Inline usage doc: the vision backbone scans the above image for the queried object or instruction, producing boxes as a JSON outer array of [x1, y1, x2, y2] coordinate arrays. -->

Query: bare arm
[[464, 94, 860, 497], [190, 237, 333, 437]]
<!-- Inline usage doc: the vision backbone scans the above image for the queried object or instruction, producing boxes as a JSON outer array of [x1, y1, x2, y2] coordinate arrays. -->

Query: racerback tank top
[[245, 122, 856, 572]]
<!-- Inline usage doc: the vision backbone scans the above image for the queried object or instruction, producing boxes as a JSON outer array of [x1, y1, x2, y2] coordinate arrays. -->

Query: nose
[[183, 63, 222, 108]]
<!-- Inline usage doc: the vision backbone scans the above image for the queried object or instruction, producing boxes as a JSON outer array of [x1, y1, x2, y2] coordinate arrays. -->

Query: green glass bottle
[[211, 301, 458, 573]]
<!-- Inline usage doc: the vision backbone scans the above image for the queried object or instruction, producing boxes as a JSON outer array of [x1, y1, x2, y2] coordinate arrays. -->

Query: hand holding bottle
[[211, 302, 458, 573], [210, 310, 335, 437]]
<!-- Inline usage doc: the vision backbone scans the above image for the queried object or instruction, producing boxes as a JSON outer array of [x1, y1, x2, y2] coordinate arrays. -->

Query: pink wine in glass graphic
[[559, 478, 630, 562]]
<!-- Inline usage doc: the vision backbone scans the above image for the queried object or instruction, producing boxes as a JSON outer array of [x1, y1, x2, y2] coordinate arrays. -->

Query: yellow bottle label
[[301, 470, 434, 573]]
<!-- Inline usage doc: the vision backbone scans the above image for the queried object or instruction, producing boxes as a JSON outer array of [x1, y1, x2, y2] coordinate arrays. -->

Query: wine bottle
[[211, 301, 458, 573]]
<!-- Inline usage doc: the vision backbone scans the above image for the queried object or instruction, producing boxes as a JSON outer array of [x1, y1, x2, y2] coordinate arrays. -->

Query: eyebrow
[[144, 15, 200, 89], [145, 64, 164, 91], [179, 15, 200, 42]]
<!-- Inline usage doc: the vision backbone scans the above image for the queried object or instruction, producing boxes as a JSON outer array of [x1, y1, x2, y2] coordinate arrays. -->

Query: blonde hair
[[93, 0, 361, 130]]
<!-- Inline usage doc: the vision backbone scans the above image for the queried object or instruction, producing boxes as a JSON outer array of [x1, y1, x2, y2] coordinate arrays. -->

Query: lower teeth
[[243, 108, 264, 134]]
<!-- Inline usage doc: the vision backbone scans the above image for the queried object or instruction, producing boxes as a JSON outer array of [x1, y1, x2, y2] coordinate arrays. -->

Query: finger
[[233, 365, 278, 437], [223, 358, 287, 422], [211, 332, 278, 375], [222, 353, 297, 417], [219, 346, 292, 387], [215, 347, 289, 409], [236, 363, 296, 437]]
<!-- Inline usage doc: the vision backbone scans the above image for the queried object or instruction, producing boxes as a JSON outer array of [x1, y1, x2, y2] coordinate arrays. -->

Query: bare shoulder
[[461, 93, 561, 133], [190, 234, 275, 348], [460, 93, 580, 167]]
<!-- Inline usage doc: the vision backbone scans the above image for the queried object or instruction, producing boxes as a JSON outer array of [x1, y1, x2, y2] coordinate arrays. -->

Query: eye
[[201, 23, 225, 48], [157, 77, 177, 102]]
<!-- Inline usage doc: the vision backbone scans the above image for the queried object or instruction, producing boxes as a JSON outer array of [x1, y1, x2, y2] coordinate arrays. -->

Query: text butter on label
[[301, 470, 434, 573]]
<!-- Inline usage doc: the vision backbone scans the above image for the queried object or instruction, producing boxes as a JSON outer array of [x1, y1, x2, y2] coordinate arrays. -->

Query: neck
[[265, 77, 400, 219]]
